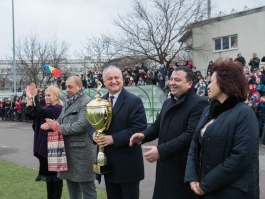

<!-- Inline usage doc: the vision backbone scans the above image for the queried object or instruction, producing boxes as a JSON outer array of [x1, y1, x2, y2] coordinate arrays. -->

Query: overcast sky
[[0, 0, 264, 59]]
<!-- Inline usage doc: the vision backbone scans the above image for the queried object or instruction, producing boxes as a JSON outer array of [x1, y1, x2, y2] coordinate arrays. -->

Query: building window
[[214, 35, 238, 51]]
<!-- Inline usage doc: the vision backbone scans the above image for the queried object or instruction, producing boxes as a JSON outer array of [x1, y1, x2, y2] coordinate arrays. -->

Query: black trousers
[[37, 155, 63, 199], [46, 181, 63, 199], [105, 181, 139, 199]]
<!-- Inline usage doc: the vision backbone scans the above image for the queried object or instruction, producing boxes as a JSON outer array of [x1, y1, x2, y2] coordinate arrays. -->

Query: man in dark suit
[[130, 67, 209, 199], [88, 66, 147, 199]]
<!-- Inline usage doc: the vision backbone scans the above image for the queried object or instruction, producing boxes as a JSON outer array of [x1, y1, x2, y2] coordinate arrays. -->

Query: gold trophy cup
[[86, 80, 112, 174]]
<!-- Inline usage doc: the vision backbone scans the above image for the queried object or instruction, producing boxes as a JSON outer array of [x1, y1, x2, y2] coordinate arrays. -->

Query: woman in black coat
[[185, 59, 260, 199]]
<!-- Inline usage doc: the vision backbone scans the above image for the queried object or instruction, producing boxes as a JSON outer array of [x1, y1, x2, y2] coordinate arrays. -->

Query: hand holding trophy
[[86, 84, 112, 174]]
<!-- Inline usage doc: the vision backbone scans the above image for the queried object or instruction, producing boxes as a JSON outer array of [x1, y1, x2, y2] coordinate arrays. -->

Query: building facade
[[188, 6, 265, 74]]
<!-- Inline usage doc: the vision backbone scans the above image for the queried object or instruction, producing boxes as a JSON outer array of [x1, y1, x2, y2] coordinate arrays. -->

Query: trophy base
[[93, 164, 112, 175]]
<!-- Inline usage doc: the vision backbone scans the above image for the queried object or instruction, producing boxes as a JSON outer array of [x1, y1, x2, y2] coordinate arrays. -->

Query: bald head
[[67, 76, 83, 86]]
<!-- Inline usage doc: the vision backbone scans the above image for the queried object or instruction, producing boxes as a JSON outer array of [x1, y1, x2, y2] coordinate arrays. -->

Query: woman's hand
[[25, 86, 33, 99], [190, 181, 205, 195], [30, 83, 38, 97]]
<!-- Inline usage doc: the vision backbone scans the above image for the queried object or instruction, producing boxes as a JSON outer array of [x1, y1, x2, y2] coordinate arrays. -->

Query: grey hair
[[102, 66, 123, 79]]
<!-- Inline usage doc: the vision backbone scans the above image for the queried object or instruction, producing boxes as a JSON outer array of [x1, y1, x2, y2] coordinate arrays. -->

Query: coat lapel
[[62, 96, 83, 118], [112, 89, 126, 119], [160, 96, 185, 123]]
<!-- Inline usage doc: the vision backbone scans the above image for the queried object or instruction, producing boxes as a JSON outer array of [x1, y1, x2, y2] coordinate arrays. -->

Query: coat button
[[207, 137, 210, 140]]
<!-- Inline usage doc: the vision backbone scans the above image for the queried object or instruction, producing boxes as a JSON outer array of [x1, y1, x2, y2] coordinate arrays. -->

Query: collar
[[109, 89, 122, 99], [170, 87, 193, 101]]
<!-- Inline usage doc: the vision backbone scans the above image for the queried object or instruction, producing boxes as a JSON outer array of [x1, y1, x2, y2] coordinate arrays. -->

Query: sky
[[0, 0, 264, 59]]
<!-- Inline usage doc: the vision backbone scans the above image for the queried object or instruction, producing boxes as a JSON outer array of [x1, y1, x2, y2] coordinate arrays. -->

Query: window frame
[[213, 35, 238, 52]]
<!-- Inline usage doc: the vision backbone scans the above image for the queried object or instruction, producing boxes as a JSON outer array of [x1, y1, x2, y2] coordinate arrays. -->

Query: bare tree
[[113, 0, 210, 68], [81, 34, 121, 71], [15, 34, 69, 86]]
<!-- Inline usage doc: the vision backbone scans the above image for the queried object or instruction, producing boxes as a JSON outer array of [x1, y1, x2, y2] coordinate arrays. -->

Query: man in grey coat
[[42, 76, 96, 199]]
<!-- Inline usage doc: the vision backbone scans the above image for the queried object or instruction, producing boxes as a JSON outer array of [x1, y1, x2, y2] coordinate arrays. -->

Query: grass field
[[0, 158, 107, 199]]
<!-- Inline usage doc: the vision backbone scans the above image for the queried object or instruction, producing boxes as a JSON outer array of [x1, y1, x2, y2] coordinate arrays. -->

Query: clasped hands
[[41, 118, 59, 131], [190, 181, 204, 195], [92, 132, 114, 147], [129, 133, 160, 163]]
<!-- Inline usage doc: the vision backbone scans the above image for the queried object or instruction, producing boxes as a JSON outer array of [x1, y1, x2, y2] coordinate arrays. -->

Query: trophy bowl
[[86, 97, 112, 175]]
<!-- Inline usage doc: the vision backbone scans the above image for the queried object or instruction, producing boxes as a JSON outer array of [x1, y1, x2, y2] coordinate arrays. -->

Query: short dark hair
[[212, 58, 247, 101], [174, 66, 195, 82]]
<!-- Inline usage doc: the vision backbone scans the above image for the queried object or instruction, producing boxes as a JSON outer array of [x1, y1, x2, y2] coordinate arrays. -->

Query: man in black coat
[[88, 66, 147, 199], [234, 52, 246, 66], [248, 53, 260, 72], [130, 67, 209, 199]]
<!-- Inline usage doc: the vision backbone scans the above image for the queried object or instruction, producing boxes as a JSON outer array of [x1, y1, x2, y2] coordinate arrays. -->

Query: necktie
[[109, 96, 114, 106]]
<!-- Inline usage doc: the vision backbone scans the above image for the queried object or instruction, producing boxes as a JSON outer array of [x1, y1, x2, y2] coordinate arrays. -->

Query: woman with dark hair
[[185, 58, 259, 198]]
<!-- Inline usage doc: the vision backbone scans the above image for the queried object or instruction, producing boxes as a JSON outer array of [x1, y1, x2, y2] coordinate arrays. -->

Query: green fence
[[84, 85, 166, 124]]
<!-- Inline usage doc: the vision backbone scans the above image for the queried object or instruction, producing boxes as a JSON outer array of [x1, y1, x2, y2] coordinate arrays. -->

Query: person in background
[[192, 66, 201, 77], [81, 75, 88, 89], [26, 84, 63, 199], [61, 79, 66, 90], [255, 78, 264, 97], [207, 61, 213, 74], [257, 96, 265, 139], [5, 99, 10, 120], [195, 77, 206, 96], [15, 97, 22, 121], [127, 77, 136, 86], [0, 99, 6, 120], [204, 75, 211, 97], [137, 76, 145, 86], [234, 52, 246, 66], [249, 53, 260, 73], [167, 63, 174, 79], [157, 67, 166, 89], [253, 68, 265, 84], [185, 59, 259, 198], [145, 70, 153, 85]]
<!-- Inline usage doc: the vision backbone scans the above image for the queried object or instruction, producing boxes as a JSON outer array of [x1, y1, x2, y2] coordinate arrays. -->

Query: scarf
[[65, 88, 86, 110], [208, 97, 241, 120]]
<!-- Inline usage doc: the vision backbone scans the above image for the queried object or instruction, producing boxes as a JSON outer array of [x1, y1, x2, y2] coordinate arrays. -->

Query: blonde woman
[[26, 83, 63, 199]]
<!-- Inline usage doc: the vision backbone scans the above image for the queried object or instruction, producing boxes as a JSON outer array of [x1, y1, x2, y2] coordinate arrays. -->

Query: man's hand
[[262, 144, 265, 148], [40, 122, 50, 130], [143, 146, 160, 163], [97, 135, 114, 147], [92, 132, 99, 144], [45, 118, 58, 131], [129, 133, 145, 147]]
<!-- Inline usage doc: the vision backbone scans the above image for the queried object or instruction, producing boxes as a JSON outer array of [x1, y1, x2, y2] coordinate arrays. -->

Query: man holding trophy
[[88, 66, 147, 199]]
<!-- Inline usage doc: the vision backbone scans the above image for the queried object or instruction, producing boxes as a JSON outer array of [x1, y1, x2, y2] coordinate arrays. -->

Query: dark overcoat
[[185, 103, 259, 199], [88, 88, 147, 183], [142, 89, 209, 199]]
